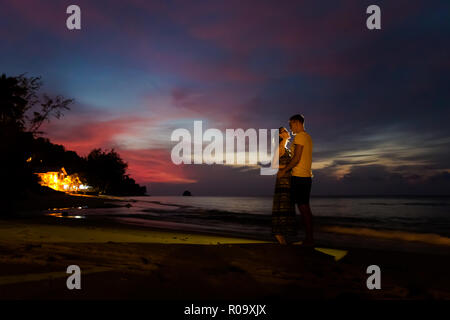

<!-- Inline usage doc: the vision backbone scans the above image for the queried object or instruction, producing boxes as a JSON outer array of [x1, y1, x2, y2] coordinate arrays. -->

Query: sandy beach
[[1, 206, 450, 300]]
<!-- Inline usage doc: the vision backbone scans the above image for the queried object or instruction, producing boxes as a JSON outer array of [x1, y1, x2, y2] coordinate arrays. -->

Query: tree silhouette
[[85, 148, 146, 196], [0, 73, 73, 134], [0, 73, 73, 214], [86, 148, 127, 194]]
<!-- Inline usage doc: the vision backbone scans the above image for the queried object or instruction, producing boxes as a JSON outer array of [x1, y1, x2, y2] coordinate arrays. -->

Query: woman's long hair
[[279, 127, 286, 143]]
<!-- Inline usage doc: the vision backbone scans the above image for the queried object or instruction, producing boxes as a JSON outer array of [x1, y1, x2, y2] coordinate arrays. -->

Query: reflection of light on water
[[48, 206, 88, 211], [46, 212, 85, 219]]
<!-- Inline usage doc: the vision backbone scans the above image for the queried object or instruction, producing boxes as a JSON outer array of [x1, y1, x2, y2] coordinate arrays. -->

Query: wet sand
[[7, 187, 125, 216]]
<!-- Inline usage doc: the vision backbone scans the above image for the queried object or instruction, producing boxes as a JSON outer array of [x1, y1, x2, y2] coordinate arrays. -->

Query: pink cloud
[[117, 148, 196, 184], [41, 114, 154, 155], [40, 108, 201, 184]]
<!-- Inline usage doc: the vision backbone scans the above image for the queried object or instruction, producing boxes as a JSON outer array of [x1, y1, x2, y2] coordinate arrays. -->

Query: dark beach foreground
[[0, 213, 449, 300]]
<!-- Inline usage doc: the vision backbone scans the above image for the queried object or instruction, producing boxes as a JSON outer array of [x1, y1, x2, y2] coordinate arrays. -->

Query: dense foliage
[[0, 73, 146, 213]]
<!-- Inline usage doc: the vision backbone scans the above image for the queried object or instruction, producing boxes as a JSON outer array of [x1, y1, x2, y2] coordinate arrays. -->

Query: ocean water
[[124, 196, 450, 235], [43, 196, 450, 250]]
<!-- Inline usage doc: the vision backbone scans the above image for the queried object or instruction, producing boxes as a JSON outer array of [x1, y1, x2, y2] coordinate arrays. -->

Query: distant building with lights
[[34, 167, 89, 192]]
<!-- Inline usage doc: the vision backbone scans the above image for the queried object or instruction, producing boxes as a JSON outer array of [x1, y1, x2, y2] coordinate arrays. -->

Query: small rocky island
[[182, 190, 192, 196]]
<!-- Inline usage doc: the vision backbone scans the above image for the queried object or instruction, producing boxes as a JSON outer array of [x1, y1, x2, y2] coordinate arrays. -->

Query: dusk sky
[[2, 0, 449, 196]]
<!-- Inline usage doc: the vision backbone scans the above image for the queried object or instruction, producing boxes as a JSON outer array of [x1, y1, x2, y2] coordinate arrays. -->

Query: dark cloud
[[313, 164, 450, 196]]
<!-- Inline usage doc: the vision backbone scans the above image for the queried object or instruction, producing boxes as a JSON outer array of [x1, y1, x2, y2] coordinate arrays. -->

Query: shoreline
[[9, 190, 450, 255], [9, 188, 129, 214], [12, 204, 450, 255], [7, 189, 450, 255]]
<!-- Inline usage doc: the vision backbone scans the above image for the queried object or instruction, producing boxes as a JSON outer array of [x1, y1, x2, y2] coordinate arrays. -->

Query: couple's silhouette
[[272, 114, 314, 246]]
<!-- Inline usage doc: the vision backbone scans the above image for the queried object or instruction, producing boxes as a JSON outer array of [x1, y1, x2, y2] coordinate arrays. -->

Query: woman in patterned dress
[[272, 127, 297, 244]]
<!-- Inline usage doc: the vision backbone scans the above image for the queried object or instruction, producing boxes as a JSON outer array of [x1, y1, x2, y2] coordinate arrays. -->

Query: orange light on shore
[[35, 167, 88, 192]]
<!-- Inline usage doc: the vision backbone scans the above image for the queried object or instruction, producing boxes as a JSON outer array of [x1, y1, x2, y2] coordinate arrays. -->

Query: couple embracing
[[272, 114, 314, 246]]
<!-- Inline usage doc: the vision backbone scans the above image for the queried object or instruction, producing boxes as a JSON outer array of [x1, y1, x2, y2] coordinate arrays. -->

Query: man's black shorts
[[291, 176, 312, 205]]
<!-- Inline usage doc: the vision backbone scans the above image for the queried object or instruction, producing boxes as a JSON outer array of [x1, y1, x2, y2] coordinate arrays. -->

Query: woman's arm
[[277, 144, 303, 177], [271, 145, 279, 169]]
